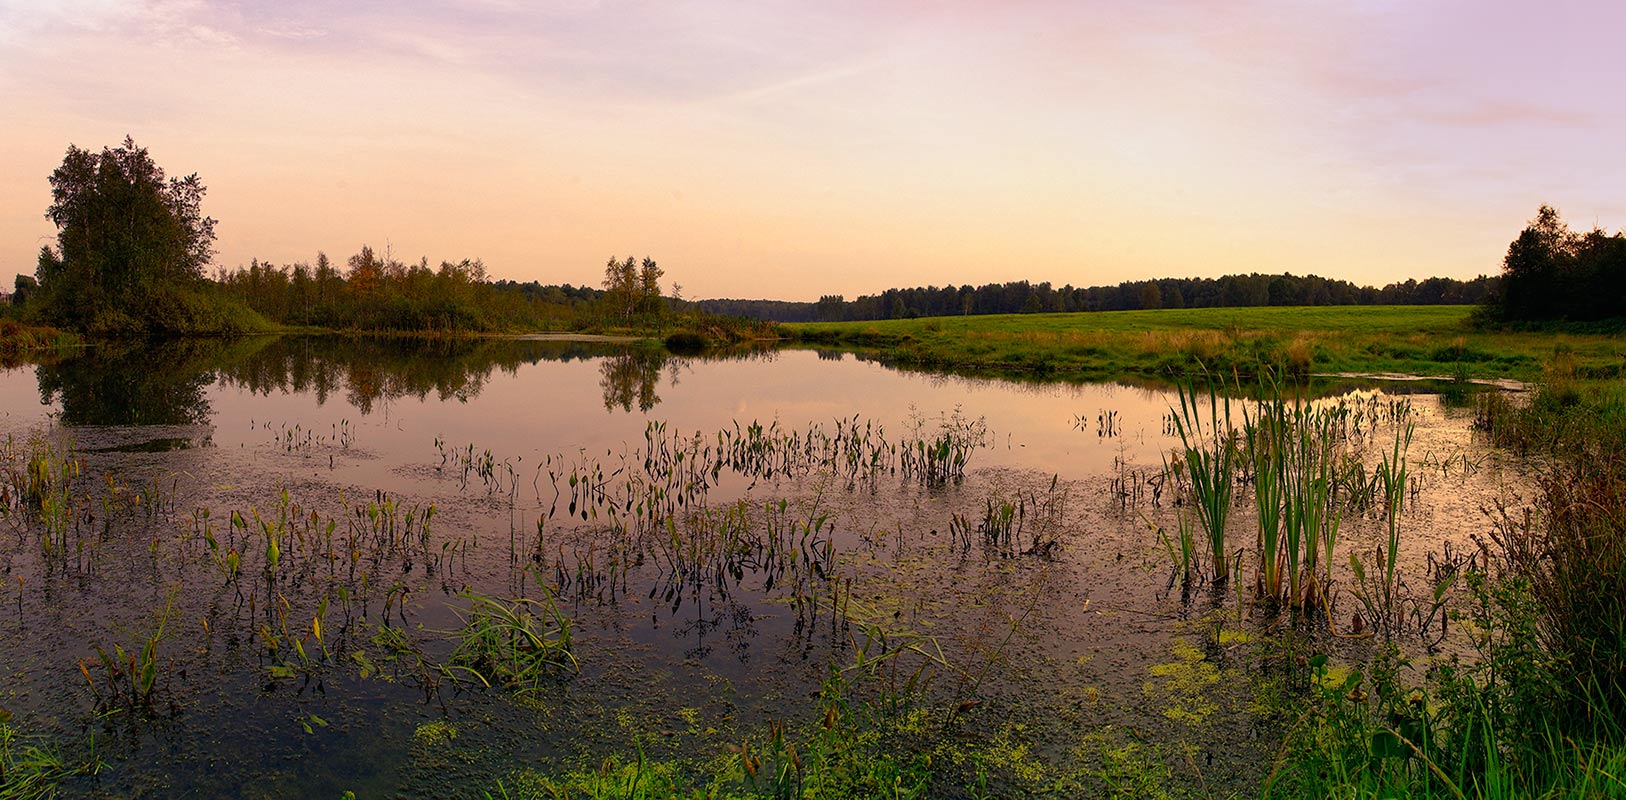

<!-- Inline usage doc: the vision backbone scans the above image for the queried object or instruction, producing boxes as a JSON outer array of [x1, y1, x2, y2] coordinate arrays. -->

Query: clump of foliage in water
[[1473, 372, 1626, 731], [1265, 567, 1626, 799]]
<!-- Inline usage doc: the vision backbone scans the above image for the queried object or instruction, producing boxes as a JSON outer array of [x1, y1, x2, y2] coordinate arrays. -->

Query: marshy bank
[[0, 335, 1613, 799], [788, 305, 1626, 386]]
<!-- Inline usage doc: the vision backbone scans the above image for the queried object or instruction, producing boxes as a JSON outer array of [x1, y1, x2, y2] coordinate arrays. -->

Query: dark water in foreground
[[0, 336, 1526, 797]]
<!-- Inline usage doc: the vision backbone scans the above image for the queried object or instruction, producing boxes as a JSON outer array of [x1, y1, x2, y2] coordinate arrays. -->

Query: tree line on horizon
[[214, 251, 693, 333], [698, 272, 1498, 323]]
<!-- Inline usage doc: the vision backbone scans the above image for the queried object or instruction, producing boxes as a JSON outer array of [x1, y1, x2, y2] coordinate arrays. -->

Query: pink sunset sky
[[2, 1, 1622, 301]]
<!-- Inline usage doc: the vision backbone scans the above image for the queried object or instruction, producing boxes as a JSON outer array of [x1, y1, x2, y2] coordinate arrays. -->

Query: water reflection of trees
[[32, 336, 788, 424], [598, 350, 665, 413], [217, 337, 671, 415], [599, 345, 779, 413], [37, 338, 267, 426]]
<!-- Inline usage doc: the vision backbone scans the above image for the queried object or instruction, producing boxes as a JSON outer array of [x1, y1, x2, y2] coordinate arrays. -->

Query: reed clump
[[1167, 377, 1238, 584], [444, 589, 577, 692], [1162, 374, 1424, 626], [1243, 380, 1350, 610]]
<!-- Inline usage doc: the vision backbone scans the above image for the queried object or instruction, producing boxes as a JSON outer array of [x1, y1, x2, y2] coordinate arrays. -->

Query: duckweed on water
[[1144, 640, 1223, 726]]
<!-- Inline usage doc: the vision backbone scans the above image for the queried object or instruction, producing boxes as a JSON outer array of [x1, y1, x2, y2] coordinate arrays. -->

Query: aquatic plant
[[900, 407, 987, 486], [1349, 418, 1416, 634], [948, 477, 1066, 557], [80, 592, 176, 713], [1168, 377, 1238, 583], [1150, 508, 1199, 590], [0, 719, 99, 800], [1242, 378, 1350, 609], [444, 589, 577, 692]]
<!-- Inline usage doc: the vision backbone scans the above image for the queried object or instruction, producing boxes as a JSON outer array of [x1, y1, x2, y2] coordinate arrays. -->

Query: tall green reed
[[1350, 416, 1414, 633], [1243, 377, 1347, 609], [1169, 377, 1238, 584]]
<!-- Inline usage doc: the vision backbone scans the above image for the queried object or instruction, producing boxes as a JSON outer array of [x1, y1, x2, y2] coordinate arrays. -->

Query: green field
[[791, 305, 1626, 383]]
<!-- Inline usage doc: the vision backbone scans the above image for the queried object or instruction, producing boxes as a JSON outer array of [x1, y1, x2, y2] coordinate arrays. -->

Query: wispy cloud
[[716, 58, 891, 106]]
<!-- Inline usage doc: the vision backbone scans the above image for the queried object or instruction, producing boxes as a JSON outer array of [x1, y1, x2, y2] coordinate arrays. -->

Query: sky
[[2, 1, 1623, 302]]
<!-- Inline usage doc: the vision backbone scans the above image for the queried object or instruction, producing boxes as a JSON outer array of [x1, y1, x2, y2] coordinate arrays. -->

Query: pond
[[0, 336, 1529, 797]]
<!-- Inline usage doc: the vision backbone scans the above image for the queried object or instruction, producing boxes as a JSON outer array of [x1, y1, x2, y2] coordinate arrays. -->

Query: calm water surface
[[0, 336, 1525, 797]]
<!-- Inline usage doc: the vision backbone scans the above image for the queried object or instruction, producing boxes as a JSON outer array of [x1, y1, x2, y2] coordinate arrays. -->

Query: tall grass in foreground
[[1266, 570, 1626, 800], [1476, 376, 1626, 732], [0, 710, 104, 800], [1168, 378, 1238, 584]]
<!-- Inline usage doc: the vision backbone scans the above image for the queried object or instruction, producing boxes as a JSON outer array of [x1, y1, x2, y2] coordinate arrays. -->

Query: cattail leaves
[[1169, 376, 1238, 583]]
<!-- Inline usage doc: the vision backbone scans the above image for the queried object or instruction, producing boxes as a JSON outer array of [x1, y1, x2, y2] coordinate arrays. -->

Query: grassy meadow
[[791, 305, 1626, 382]]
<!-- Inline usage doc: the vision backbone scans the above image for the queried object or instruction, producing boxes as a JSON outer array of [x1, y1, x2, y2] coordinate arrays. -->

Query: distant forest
[[698, 272, 1497, 323], [21, 137, 756, 336]]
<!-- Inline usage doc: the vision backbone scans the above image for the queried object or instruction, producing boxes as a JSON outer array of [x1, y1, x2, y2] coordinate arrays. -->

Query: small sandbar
[[1316, 371, 1528, 391]]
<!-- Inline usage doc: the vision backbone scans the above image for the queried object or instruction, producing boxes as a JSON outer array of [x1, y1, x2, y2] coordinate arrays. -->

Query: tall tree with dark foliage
[[35, 136, 220, 332]]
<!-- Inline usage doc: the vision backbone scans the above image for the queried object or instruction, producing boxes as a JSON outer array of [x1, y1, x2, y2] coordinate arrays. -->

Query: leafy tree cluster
[[30, 137, 261, 334], [700, 272, 1497, 322], [600, 256, 666, 320], [1483, 205, 1626, 323], [20, 138, 712, 337]]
